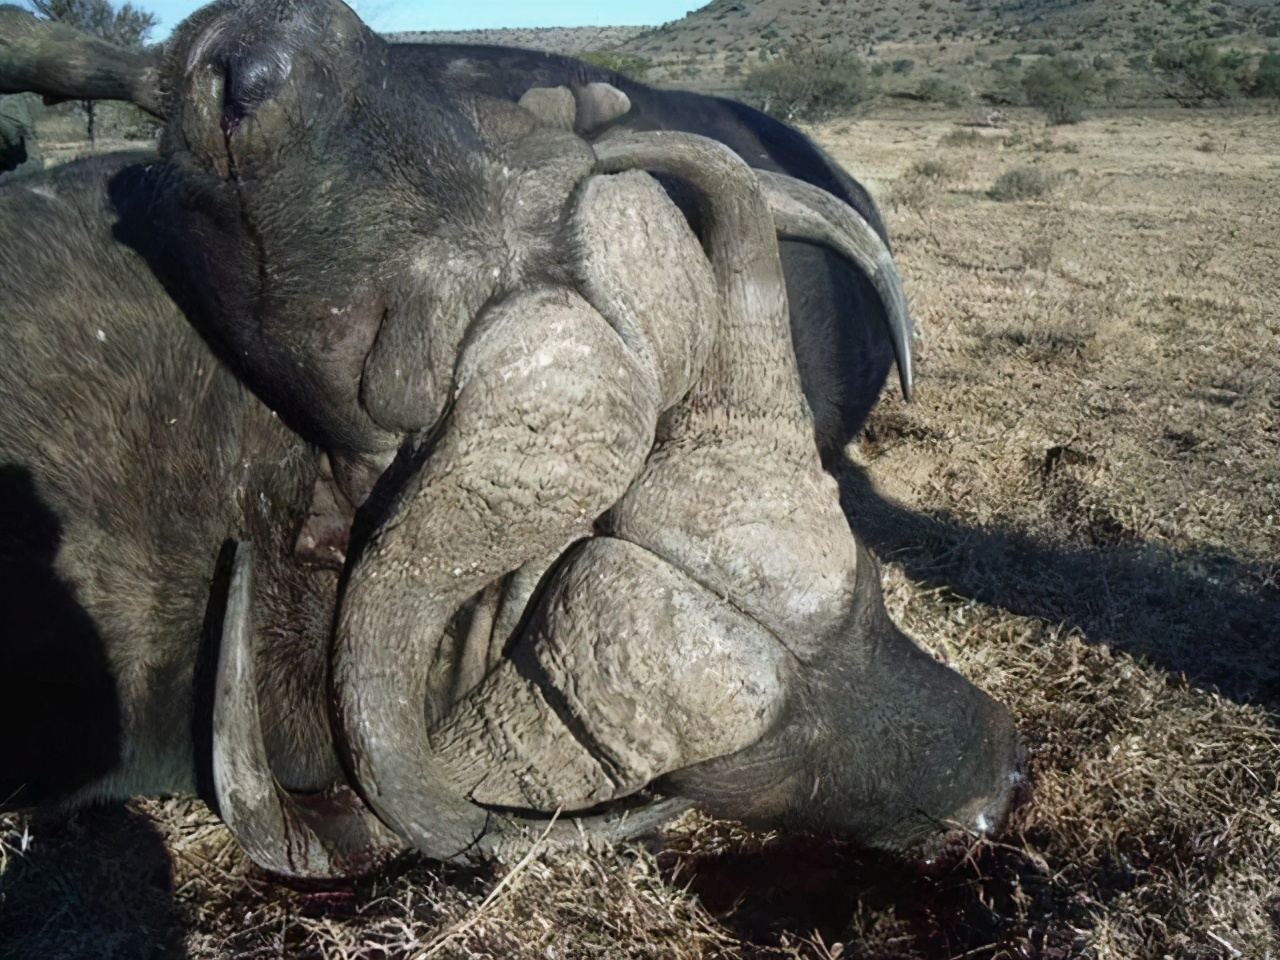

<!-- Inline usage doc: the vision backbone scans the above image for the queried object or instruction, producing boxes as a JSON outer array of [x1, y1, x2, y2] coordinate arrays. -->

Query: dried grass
[[3, 104, 1279, 959], [989, 165, 1058, 201], [938, 128, 993, 148]]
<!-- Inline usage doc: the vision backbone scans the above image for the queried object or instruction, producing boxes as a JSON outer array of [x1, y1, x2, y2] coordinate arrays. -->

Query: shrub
[[908, 158, 953, 182], [744, 44, 869, 121], [983, 56, 1027, 105], [989, 166, 1056, 202], [1022, 56, 1098, 124], [1151, 42, 1246, 104], [577, 51, 653, 81], [915, 76, 968, 106], [892, 58, 916, 75], [1249, 52, 1280, 98], [939, 128, 988, 147]]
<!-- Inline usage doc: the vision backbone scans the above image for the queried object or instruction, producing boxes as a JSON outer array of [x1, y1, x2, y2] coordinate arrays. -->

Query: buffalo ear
[[294, 456, 356, 570], [293, 451, 397, 569]]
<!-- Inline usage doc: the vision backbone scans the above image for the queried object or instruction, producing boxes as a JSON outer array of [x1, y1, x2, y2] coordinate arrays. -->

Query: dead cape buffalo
[[0, 0, 1022, 878]]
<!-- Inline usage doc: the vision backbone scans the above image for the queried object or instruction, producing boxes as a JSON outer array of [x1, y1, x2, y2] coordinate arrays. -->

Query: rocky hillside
[[624, 0, 1280, 60]]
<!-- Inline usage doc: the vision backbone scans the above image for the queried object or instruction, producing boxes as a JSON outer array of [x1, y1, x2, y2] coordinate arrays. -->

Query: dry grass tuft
[[938, 128, 994, 149], [989, 165, 1058, 201]]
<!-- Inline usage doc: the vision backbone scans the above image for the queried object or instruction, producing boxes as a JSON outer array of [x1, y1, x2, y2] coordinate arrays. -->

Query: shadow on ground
[[658, 830, 1088, 958], [836, 462, 1280, 709], [0, 804, 185, 960]]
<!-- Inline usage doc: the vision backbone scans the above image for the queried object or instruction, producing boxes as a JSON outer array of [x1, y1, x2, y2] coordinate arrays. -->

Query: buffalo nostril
[[1009, 742, 1030, 795], [220, 107, 244, 138], [978, 743, 1032, 836], [221, 50, 292, 127], [219, 58, 249, 138], [1007, 755, 1033, 811], [959, 736, 1030, 838]]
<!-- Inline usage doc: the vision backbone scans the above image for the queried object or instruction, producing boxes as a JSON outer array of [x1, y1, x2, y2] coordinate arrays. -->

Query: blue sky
[[122, 1, 702, 40]]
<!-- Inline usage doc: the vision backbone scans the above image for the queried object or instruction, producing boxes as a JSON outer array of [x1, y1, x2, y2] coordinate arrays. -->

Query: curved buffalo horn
[[0, 6, 165, 117], [338, 532, 777, 860], [213, 542, 404, 878], [517, 85, 577, 130], [329, 132, 803, 861], [591, 130, 915, 409], [590, 131, 809, 422], [756, 170, 915, 402], [591, 133, 914, 407], [477, 798, 693, 860], [434, 538, 789, 806]]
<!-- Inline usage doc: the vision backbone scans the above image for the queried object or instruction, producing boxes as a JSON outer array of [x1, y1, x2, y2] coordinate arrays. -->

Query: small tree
[[1151, 42, 1247, 105], [914, 76, 968, 107], [1022, 55, 1098, 124], [1249, 52, 1280, 98], [744, 43, 869, 121], [26, 0, 157, 143]]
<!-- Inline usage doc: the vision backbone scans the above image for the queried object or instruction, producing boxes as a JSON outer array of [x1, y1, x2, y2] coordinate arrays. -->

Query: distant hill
[[389, 0, 1279, 100], [624, 0, 1279, 59], [389, 26, 644, 55], [611, 0, 1280, 95]]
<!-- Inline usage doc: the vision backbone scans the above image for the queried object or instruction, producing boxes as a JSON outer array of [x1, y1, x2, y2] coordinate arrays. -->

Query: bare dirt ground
[[1, 104, 1277, 959]]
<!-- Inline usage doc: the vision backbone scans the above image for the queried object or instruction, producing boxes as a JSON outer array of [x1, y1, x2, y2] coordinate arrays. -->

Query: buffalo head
[[0, 0, 1023, 876]]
